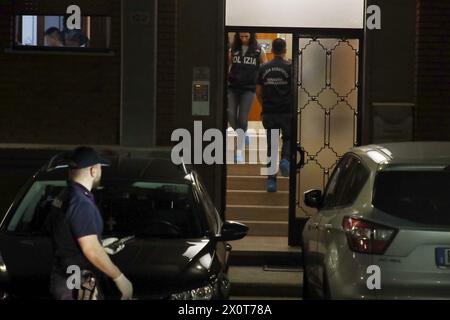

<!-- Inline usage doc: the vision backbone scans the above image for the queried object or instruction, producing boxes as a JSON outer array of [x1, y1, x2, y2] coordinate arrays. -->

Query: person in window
[[45, 27, 64, 47], [256, 38, 292, 192], [64, 29, 90, 47], [47, 147, 133, 300], [228, 33, 267, 163]]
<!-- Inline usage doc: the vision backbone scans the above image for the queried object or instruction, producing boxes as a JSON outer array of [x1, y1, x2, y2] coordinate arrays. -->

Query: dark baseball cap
[[68, 146, 109, 169]]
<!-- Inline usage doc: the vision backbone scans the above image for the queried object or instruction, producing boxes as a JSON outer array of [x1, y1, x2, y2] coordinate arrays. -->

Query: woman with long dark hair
[[228, 32, 267, 162]]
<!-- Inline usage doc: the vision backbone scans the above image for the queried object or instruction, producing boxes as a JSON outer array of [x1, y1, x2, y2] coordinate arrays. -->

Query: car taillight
[[342, 217, 397, 254]]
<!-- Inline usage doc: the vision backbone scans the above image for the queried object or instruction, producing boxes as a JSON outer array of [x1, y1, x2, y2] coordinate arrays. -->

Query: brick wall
[[0, 0, 121, 145], [415, 0, 450, 140], [156, 0, 178, 146], [0, 0, 179, 147]]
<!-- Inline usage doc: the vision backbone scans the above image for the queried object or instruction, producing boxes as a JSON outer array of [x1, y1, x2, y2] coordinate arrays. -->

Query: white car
[[302, 142, 450, 299]]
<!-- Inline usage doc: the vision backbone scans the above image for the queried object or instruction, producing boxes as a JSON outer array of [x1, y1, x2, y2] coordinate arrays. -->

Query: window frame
[[192, 173, 222, 236], [333, 155, 370, 209], [321, 154, 351, 209], [321, 153, 370, 210], [11, 13, 114, 54]]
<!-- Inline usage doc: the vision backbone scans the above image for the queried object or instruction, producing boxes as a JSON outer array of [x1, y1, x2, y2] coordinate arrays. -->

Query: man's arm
[[78, 235, 121, 279], [78, 235, 133, 300], [256, 84, 264, 106]]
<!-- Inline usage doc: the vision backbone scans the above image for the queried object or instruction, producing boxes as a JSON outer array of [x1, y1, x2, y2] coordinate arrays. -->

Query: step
[[227, 164, 266, 176], [242, 220, 289, 237], [226, 205, 288, 222], [225, 150, 269, 164], [227, 163, 288, 177], [226, 133, 281, 147], [229, 236, 298, 252], [228, 266, 302, 298], [227, 164, 289, 176], [226, 133, 284, 151], [227, 190, 289, 206], [228, 236, 302, 266], [227, 175, 289, 191]]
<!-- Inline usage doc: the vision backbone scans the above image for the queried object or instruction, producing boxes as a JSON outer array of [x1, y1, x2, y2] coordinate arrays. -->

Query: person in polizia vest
[[228, 32, 267, 163]]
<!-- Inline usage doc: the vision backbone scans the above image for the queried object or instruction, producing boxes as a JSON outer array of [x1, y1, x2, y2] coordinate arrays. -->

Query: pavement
[[229, 265, 303, 299], [227, 236, 303, 300]]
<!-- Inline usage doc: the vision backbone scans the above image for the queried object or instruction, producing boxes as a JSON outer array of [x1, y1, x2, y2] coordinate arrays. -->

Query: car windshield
[[7, 180, 206, 239], [373, 169, 450, 227]]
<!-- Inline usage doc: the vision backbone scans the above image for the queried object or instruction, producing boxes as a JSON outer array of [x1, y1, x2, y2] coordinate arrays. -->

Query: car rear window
[[373, 169, 450, 227]]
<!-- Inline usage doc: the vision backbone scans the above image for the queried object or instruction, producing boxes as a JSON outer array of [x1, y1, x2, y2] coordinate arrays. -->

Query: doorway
[[225, 32, 293, 238], [223, 29, 363, 246], [224, 0, 365, 248], [290, 33, 363, 245]]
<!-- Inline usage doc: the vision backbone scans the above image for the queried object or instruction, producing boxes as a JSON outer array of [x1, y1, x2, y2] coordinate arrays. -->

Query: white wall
[[226, 0, 364, 29]]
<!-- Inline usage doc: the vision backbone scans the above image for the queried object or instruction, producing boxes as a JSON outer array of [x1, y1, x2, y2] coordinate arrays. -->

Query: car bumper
[[328, 251, 450, 299]]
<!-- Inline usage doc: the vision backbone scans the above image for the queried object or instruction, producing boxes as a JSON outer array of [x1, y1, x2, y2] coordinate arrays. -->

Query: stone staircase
[[225, 126, 290, 237], [224, 125, 302, 299]]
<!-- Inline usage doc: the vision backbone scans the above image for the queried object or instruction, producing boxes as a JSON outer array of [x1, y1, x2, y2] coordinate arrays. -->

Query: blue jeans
[[227, 88, 255, 133]]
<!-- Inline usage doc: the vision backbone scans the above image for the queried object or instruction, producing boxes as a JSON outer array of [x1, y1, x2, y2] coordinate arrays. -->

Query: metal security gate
[[289, 34, 362, 245]]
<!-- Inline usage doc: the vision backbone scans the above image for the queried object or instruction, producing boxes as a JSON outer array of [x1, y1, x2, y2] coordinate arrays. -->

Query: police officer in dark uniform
[[228, 32, 267, 162], [48, 146, 133, 300], [256, 38, 292, 192]]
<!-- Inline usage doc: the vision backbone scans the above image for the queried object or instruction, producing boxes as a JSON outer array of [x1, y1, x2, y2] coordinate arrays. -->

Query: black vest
[[258, 57, 292, 114], [48, 187, 96, 276], [228, 46, 261, 91]]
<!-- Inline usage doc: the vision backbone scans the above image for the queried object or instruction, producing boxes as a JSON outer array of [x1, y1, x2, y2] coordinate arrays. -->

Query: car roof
[[35, 156, 192, 184], [350, 142, 450, 171]]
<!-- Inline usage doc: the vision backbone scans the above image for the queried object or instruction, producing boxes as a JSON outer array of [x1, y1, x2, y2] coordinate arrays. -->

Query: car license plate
[[435, 248, 450, 267]]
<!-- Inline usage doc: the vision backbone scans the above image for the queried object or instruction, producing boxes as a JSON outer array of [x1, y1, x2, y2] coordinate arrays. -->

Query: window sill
[[4, 48, 116, 57]]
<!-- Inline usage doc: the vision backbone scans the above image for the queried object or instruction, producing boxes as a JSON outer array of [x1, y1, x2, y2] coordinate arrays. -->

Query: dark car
[[0, 154, 248, 300]]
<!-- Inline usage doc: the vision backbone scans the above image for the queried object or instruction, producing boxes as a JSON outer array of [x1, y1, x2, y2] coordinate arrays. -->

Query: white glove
[[113, 273, 133, 300], [102, 238, 125, 255]]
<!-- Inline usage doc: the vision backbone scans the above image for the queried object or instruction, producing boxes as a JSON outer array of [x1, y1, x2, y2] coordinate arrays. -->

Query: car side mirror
[[304, 189, 322, 209], [216, 221, 248, 241]]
